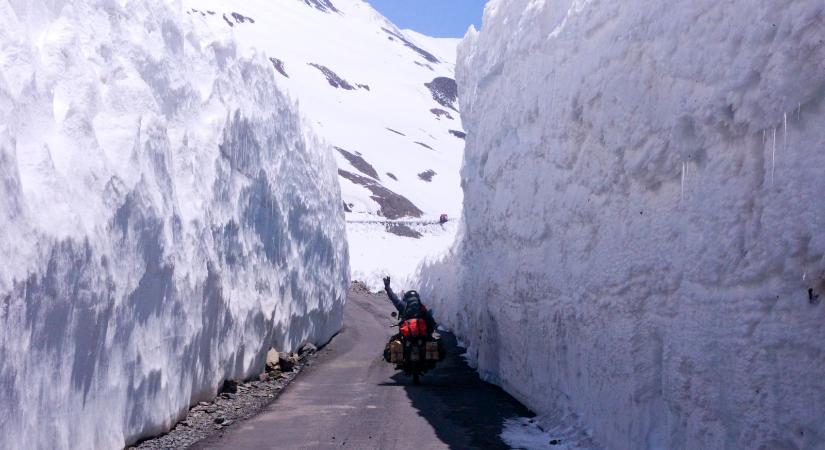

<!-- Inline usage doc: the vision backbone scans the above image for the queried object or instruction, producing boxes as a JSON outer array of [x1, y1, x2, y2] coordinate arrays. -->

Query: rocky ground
[[131, 343, 322, 449]]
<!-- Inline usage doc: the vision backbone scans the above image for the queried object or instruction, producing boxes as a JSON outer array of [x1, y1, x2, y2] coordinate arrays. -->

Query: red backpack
[[399, 318, 428, 338]]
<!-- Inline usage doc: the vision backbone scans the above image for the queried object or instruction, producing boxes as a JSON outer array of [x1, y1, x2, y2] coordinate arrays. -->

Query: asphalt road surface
[[193, 287, 533, 450]]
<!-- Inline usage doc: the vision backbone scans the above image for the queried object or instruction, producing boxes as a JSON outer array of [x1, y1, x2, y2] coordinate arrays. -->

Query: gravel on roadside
[[129, 343, 321, 449]]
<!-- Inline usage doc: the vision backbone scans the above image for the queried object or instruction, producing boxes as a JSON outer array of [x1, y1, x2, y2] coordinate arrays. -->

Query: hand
[[383, 276, 391, 289]]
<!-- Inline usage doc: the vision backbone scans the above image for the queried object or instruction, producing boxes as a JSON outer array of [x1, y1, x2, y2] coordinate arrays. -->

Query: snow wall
[[418, 0, 825, 448], [0, 0, 348, 448]]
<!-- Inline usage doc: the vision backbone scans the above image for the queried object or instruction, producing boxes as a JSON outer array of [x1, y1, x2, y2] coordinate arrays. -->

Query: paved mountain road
[[193, 288, 533, 450]]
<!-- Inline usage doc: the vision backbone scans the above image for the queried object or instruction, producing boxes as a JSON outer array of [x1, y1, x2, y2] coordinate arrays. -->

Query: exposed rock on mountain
[[187, 0, 464, 287], [302, 0, 340, 14], [335, 147, 380, 180], [337, 170, 423, 219], [417, 170, 437, 182], [231, 12, 255, 23], [309, 63, 356, 90], [430, 108, 454, 120], [269, 57, 289, 78], [425, 77, 458, 111]]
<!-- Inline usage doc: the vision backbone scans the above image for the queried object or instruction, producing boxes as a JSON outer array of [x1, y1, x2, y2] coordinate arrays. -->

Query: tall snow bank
[[419, 0, 825, 448], [0, 0, 348, 448]]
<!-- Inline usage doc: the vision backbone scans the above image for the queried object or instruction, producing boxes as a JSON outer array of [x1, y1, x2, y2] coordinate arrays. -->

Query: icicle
[[783, 112, 788, 155], [771, 127, 776, 186], [680, 161, 686, 202], [797, 102, 801, 121]]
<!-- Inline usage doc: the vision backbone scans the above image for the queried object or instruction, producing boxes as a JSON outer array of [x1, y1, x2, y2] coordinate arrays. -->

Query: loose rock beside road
[[131, 345, 321, 449]]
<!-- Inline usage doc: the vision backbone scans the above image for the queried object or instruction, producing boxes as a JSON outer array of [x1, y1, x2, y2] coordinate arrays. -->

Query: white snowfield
[[420, 0, 825, 449], [348, 220, 458, 291], [182, 0, 465, 286], [0, 0, 347, 448], [182, 0, 464, 219]]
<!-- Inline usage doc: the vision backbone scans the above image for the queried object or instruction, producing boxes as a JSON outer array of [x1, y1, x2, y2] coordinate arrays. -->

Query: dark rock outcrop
[[417, 170, 437, 182], [308, 63, 355, 90], [335, 147, 379, 180], [231, 12, 255, 24], [278, 353, 298, 372], [223, 12, 254, 26], [425, 77, 458, 111], [301, 0, 340, 13], [449, 130, 466, 139], [299, 343, 318, 356], [269, 58, 288, 78], [430, 108, 454, 120], [220, 379, 238, 394], [338, 170, 423, 219]]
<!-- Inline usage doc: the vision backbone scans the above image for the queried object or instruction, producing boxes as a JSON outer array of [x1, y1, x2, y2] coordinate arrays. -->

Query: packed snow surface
[[0, 0, 348, 448], [348, 219, 458, 291], [420, 0, 825, 449], [501, 416, 596, 450], [184, 0, 466, 285]]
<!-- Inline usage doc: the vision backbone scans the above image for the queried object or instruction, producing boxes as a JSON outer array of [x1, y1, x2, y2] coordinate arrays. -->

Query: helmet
[[403, 290, 420, 301]]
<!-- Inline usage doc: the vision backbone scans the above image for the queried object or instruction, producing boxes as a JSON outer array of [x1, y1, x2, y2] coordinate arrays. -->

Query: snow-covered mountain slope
[[0, 0, 348, 448], [419, 0, 825, 449], [183, 0, 465, 288], [184, 0, 464, 220]]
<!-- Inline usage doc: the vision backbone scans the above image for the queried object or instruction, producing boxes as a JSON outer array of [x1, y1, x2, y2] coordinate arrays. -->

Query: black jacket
[[386, 286, 438, 333]]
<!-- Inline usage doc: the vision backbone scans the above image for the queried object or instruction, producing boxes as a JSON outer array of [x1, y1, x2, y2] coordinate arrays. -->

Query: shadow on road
[[391, 332, 535, 450]]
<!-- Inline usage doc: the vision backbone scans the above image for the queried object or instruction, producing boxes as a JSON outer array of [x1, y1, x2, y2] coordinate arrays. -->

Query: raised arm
[[383, 277, 405, 312]]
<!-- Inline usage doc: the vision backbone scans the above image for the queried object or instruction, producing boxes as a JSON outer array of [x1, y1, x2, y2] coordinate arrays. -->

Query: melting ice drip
[[771, 126, 777, 186], [766, 108, 797, 188]]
